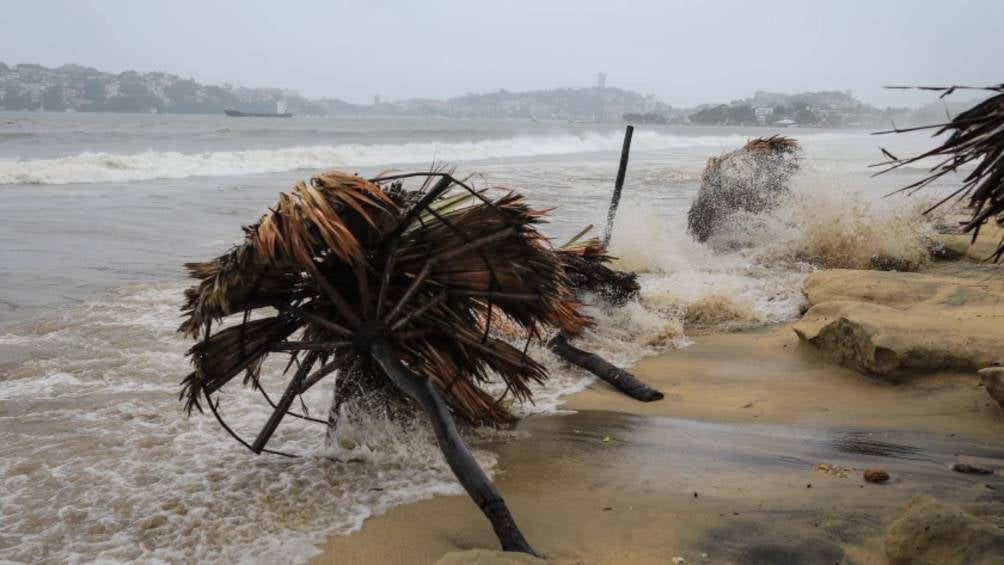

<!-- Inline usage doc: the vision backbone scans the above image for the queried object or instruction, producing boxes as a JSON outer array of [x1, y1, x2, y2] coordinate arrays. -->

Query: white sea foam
[[0, 131, 859, 185], [0, 282, 497, 564]]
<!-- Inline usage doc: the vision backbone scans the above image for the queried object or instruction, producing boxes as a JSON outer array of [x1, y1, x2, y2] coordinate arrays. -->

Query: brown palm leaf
[[179, 170, 588, 436], [875, 84, 1004, 261], [556, 229, 639, 307]]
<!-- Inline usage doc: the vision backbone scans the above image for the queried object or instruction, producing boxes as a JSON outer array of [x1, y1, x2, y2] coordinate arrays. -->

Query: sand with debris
[[312, 247, 1004, 565]]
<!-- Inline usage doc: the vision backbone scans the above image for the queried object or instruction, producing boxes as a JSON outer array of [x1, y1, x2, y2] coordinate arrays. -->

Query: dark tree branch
[[369, 337, 536, 555], [548, 333, 664, 402]]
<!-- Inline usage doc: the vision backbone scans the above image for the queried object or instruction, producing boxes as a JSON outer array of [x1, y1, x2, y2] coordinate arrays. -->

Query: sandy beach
[[312, 254, 1004, 564]]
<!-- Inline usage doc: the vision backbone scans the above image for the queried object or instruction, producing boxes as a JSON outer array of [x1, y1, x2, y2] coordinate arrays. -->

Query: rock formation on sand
[[687, 135, 800, 243], [979, 367, 1004, 408], [885, 495, 1004, 565], [793, 268, 1004, 377]]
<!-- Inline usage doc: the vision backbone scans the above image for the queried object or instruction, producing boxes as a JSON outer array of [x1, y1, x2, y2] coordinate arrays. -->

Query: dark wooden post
[[603, 125, 635, 247]]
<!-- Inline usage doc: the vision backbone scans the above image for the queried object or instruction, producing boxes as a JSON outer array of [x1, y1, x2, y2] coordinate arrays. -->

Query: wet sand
[[312, 308, 1004, 563]]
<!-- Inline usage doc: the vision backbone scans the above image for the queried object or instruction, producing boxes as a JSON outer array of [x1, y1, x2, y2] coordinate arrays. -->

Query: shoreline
[[310, 259, 1004, 564]]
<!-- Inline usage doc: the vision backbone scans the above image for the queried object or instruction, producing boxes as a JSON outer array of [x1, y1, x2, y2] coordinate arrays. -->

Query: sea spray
[[742, 173, 939, 270], [597, 166, 941, 345]]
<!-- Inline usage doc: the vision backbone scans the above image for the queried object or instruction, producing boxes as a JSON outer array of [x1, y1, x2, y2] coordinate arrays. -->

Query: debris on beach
[[950, 462, 994, 475], [544, 227, 661, 402], [814, 463, 854, 478], [556, 229, 639, 306], [687, 135, 801, 243], [382, 180, 661, 404], [863, 469, 891, 483], [178, 169, 594, 555]]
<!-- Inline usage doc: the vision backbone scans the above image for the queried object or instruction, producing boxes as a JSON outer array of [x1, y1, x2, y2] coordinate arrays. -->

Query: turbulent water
[[0, 113, 943, 563]]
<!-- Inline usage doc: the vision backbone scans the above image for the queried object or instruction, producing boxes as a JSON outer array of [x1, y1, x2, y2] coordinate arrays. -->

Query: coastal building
[[644, 93, 657, 113], [754, 106, 773, 125]]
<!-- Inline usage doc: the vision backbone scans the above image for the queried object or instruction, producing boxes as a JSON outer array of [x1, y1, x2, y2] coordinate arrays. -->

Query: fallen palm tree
[[874, 84, 1004, 261], [179, 170, 590, 555], [556, 229, 640, 306], [549, 230, 663, 401], [687, 135, 801, 243], [376, 184, 661, 404]]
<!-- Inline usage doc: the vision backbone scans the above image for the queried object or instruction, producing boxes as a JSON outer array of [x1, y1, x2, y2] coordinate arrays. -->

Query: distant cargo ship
[[224, 100, 292, 118]]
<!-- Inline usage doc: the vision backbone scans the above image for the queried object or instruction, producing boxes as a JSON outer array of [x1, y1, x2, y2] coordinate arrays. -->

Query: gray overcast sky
[[2, 0, 1000, 107]]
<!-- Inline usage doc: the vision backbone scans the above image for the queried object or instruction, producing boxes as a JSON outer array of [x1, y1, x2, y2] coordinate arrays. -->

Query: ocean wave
[[0, 131, 855, 185]]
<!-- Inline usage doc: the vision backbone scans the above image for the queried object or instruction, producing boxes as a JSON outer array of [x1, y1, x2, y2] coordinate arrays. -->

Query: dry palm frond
[[741, 134, 800, 155], [688, 135, 801, 242], [874, 84, 1004, 261], [557, 234, 639, 307], [179, 170, 588, 439]]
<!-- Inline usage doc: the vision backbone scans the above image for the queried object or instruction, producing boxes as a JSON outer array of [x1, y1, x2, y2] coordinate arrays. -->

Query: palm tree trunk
[[368, 337, 537, 556], [548, 333, 664, 401], [324, 372, 349, 447]]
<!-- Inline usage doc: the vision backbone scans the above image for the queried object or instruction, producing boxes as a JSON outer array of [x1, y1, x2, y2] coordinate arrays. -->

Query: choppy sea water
[[0, 113, 943, 563]]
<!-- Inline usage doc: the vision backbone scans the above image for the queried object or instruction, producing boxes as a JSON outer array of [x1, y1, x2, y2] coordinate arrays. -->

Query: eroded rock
[[863, 469, 890, 483], [885, 495, 1004, 565], [794, 269, 1004, 376], [951, 462, 995, 475], [979, 367, 1004, 408]]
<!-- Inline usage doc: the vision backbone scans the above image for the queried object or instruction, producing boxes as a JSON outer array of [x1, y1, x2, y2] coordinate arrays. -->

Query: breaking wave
[[705, 172, 940, 271], [0, 130, 857, 185]]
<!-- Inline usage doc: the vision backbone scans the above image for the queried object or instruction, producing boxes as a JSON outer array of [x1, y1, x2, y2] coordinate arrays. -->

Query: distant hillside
[[343, 87, 665, 120], [0, 62, 327, 115], [685, 90, 912, 128], [0, 61, 935, 127], [0, 61, 664, 120]]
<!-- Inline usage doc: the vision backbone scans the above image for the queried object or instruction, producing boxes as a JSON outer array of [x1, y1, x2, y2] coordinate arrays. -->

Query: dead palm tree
[[547, 230, 663, 401], [875, 84, 1004, 261], [556, 228, 640, 306], [179, 170, 589, 554]]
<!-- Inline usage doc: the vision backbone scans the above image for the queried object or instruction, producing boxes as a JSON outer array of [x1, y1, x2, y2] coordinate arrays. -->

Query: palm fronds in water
[[179, 169, 597, 554], [874, 84, 1004, 261], [556, 228, 639, 306], [179, 170, 588, 434], [687, 135, 801, 242]]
